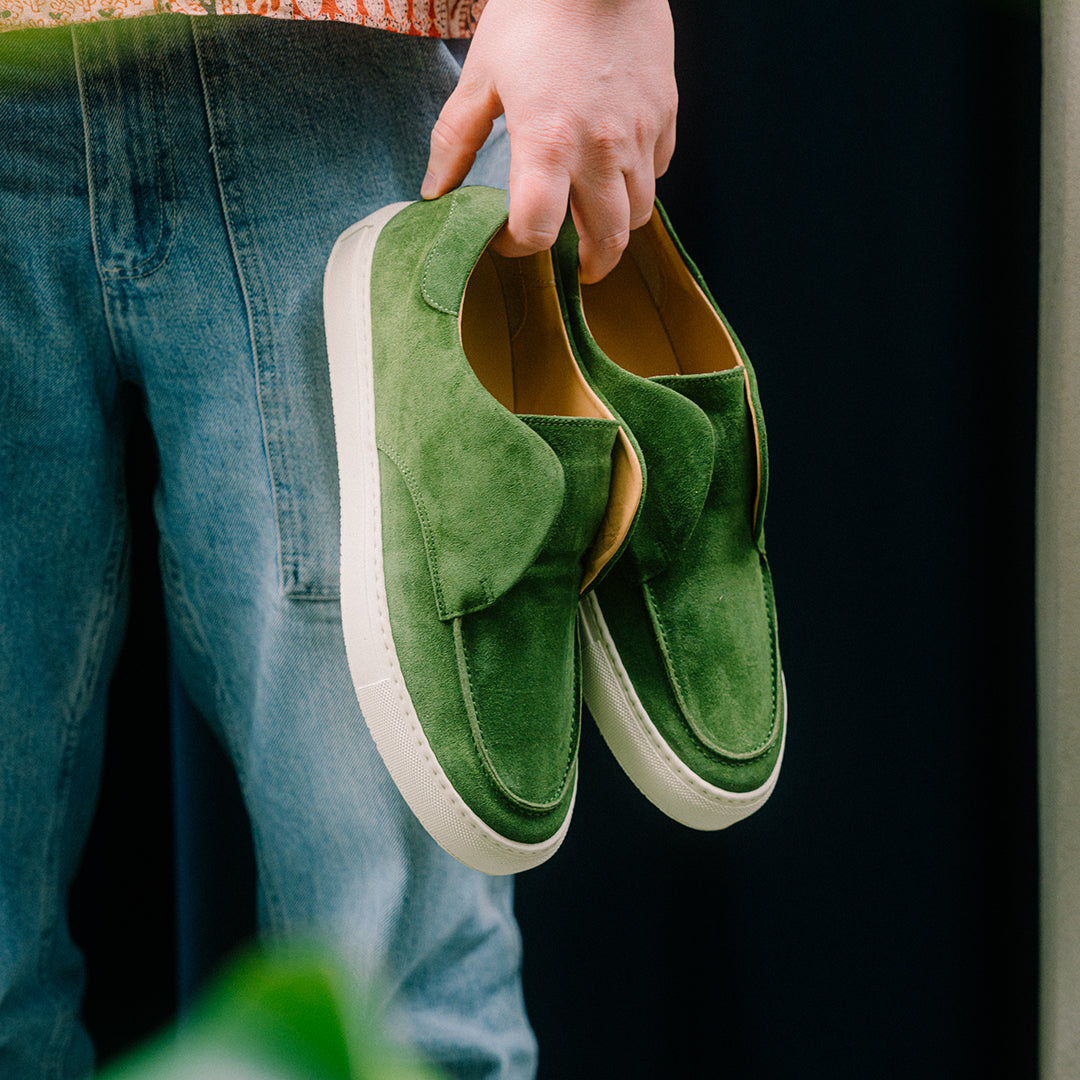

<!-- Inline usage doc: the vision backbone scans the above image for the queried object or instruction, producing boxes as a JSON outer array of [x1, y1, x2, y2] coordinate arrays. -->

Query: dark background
[[70, 2, 1042, 1077]]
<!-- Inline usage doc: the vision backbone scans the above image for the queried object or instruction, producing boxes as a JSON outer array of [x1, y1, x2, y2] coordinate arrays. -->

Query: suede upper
[[554, 207, 784, 794], [367, 187, 625, 839], [372, 188, 570, 622]]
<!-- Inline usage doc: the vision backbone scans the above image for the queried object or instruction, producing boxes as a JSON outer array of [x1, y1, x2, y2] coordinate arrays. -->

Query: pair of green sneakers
[[324, 186, 785, 876]]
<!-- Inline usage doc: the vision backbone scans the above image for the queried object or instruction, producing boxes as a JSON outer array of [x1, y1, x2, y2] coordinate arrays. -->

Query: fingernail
[[421, 171, 438, 200]]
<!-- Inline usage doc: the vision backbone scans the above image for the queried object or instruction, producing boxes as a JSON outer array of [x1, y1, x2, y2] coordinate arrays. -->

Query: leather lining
[[580, 213, 741, 378]]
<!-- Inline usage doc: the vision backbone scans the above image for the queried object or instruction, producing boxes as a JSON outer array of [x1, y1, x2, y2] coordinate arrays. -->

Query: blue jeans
[[0, 14, 531, 1080]]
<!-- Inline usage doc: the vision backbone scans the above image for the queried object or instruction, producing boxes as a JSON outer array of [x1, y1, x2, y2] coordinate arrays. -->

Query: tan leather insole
[[580, 216, 742, 378]]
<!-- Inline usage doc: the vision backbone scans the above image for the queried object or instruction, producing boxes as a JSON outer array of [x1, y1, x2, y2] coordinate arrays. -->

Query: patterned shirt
[[1, 0, 485, 37]]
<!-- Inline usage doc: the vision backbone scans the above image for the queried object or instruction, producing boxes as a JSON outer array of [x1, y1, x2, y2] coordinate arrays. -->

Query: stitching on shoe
[[643, 577, 779, 763], [760, 554, 781, 740], [421, 190, 464, 316], [453, 618, 572, 815], [585, 594, 775, 805], [377, 441, 495, 618], [366, 458, 527, 858], [376, 442, 447, 615]]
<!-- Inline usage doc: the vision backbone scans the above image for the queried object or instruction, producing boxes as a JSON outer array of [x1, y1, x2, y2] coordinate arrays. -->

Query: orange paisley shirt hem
[[0, 0, 486, 38]]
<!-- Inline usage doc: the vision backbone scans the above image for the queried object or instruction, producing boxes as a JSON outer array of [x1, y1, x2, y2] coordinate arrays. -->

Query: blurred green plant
[[97, 947, 445, 1080]]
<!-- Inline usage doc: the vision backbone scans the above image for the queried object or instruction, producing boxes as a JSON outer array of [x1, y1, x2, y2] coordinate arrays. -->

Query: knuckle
[[513, 221, 562, 251], [589, 228, 630, 255], [631, 115, 654, 151], [428, 115, 460, 154], [520, 113, 581, 163], [587, 120, 627, 158], [581, 118, 636, 169], [520, 112, 630, 168], [518, 106, 675, 176]]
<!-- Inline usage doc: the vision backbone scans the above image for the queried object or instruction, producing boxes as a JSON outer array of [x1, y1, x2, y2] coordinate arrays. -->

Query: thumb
[[422, 77, 504, 199]]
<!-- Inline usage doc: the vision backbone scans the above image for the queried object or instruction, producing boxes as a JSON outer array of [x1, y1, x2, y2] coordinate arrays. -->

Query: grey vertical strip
[[1039, 4, 1080, 1076]]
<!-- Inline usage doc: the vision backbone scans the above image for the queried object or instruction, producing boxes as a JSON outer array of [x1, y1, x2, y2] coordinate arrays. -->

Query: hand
[[421, 0, 677, 283]]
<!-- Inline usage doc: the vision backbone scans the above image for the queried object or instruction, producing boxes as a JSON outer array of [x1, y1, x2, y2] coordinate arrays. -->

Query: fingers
[[423, 0, 678, 279], [570, 181, 633, 285], [489, 142, 571, 259], [490, 168, 657, 283], [422, 78, 503, 200], [572, 165, 657, 283], [569, 116, 674, 280], [489, 113, 665, 279]]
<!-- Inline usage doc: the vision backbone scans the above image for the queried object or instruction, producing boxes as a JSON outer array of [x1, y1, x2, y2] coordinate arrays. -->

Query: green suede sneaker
[[554, 203, 786, 831], [324, 187, 642, 874]]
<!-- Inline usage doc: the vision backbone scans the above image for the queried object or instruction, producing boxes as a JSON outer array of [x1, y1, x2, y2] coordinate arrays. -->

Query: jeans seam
[[101, 49, 179, 281], [190, 17, 295, 598], [72, 24, 125, 374], [192, 17, 344, 602]]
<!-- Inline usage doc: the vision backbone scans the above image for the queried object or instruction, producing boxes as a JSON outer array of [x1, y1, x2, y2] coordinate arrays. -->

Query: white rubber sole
[[579, 590, 786, 830], [323, 204, 573, 876]]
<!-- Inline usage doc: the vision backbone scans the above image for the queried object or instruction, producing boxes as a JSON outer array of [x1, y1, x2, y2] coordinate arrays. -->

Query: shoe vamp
[[453, 415, 618, 809], [644, 537, 780, 761], [597, 559, 781, 794], [379, 451, 576, 845], [455, 568, 581, 810], [654, 371, 779, 759], [600, 368, 782, 782]]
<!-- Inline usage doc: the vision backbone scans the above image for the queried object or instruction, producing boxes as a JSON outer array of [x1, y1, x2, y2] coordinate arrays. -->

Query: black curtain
[[72, 2, 1041, 1077], [519, 3, 1040, 1077]]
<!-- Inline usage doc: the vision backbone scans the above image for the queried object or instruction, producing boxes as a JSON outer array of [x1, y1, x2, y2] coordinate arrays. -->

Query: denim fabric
[[0, 14, 527, 1080]]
